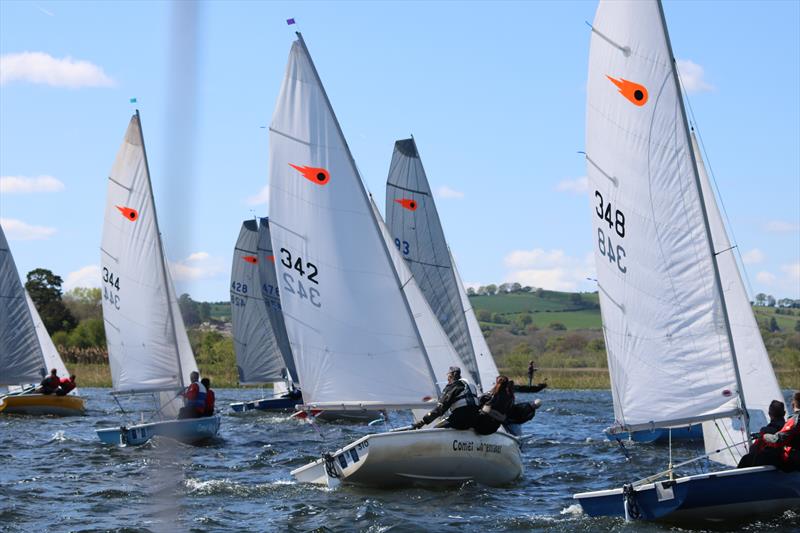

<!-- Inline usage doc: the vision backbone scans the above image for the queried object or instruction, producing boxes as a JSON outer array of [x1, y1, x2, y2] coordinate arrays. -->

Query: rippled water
[[1, 388, 798, 532]]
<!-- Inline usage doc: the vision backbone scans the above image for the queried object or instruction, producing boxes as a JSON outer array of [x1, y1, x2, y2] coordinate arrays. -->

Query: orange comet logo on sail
[[242, 255, 258, 264], [606, 76, 648, 106], [116, 206, 139, 221], [288, 163, 330, 186], [394, 198, 418, 211]]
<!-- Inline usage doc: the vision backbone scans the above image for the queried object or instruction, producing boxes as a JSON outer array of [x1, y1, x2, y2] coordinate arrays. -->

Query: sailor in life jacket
[[761, 391, 800, 472], [412, 366, 478, 430], [179, 371, 207, 418], [737, 399, 786, 468]]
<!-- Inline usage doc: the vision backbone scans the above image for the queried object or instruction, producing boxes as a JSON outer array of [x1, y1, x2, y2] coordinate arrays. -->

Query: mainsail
[[230, 219, 289, 384], [693, 132, 783, 465], [256, 217, 297, 382], [268, 35, 439, 407], [100, 112, 198, 397], [384, 138, 481, 389], [587, 0, 742, 432], [0, 225, 48, 385]]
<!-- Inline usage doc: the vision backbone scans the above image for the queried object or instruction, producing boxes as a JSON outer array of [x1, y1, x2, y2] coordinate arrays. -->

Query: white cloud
[[436, 185, 464, 199], [0, 175, 64, 194], [169, 252, 224, 282], [781, 262, 800, 283], [64, 265, 101, 291], [503, 248, 594, 292], [245, 185, 269, 206], [0, 218, 56, 240], [764, 220, 799, 233], [35, 5, 55, 16], [676, 59, 714, 93], [756, 271, 776, 284], [0, 52, 114, 88], [555, 176, 589, 195], [741, 248, 764, 265]]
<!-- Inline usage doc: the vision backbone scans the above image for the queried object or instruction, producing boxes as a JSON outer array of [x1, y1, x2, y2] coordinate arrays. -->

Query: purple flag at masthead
[[286, 18, 296, 25]]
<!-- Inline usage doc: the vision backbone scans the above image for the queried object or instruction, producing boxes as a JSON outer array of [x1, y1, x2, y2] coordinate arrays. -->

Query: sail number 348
[[595, 191, 627, 274]]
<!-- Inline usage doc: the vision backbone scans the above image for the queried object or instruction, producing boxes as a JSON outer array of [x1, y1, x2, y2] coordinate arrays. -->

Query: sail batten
[[587, 0, 740, 429], [267, 35, 438, 406]]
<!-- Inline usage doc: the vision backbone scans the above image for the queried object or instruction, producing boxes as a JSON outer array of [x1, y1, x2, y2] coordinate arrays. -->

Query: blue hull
[[575, 466, 800, 525], [230, 394, 302, 413], [606, 424, 703, 443], [96, 416, 221, 446]]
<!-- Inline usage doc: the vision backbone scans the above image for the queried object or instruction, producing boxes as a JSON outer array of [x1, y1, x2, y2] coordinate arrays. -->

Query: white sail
[[0, 225, 47, 385], [230, 219, 287, 384], [267, 35, 437, 406], [451, 256, 500, 393], [384, 138, 480, 388], [587, 0, 740, 431], [24, 291, 73, 391], [693, 132, 783, 466], [101, 113, 198, 395], [370, 198, 466, 389]]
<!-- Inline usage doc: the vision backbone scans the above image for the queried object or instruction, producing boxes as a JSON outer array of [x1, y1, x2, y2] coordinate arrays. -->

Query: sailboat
[[229, 218, 302, 412], [384, 138, 499, 393], [95, 112, 221, 446], [573, 0, 799, 522], [269, 33, 522, 487], [0, 225, 86, 416]]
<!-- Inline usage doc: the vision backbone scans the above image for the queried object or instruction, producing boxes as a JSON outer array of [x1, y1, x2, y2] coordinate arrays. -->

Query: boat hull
[[96, 415, 221, 446], [230, 396, 298, 413], [291, 428, 523, 488], [605, 424, 703, 443], [574, 466, 800, 525], [0, 394, 86, 416]]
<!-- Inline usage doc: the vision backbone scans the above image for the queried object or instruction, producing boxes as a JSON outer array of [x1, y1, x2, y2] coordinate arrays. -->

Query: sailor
[[178, 371, 207, 419], [39, 368, 60, 395], [56, 375, 77, 396], [527, 361, 536, 387], [761, 391, 800, 472], [201, 377, 215, 417], [738, 399, 786, 468], [412, 366, 478, 430], [474, 376, 515, 435]]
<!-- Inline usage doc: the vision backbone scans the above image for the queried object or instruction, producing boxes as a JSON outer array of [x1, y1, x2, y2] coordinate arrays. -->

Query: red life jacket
[[780, 415, 799, 462], [59, 377, 76, 394], [204, 389, 215, 414], [42, 375, 60, 390], [185, 382, 207, 413]]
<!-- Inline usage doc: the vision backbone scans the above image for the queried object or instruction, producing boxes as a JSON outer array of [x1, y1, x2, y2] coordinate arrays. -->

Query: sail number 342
[[280, 248, 321, 308], [595, 191, 627, 274]]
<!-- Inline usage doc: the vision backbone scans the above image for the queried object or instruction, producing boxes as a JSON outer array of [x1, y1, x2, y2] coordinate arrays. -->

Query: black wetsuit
[[420, 379, 478, 430], [474, 389, 515, 435], [737, 416, 786, 468]]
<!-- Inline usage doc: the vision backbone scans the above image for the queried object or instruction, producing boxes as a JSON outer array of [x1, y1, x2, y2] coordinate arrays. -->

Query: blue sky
[[1, 0, 798, 302]]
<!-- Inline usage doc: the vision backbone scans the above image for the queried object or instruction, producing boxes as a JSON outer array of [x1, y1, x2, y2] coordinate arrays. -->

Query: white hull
[[291, 428, 522, 488]]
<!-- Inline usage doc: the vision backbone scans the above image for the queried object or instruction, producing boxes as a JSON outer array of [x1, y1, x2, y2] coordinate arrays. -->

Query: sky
[[1, 0, 798, 302]]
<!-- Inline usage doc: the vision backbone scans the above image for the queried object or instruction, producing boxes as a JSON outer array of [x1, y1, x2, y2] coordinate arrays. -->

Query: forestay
[[267, 35, 437, 406], [587, 0, 740, 431], [384, 138, 480, 389], [692, 132, 782, 466], [0, 225, 47, 385], [100, 113, 198, 395], [452, 256, 500, 392], [230, 220, 287, 384], [257, 218, 297, 382]]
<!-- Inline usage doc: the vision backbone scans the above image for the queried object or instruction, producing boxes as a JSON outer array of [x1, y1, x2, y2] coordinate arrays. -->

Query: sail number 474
[[595, 191, 627, 274]]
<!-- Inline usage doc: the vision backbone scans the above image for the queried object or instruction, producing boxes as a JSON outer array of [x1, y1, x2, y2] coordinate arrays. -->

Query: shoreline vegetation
[[25, 273, 800, 390]]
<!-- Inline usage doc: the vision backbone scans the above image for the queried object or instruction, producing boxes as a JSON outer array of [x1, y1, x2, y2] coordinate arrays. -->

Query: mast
[[294, 32, 441, 395], [135, 110, 186, 390], [655, 1, 748, 428]]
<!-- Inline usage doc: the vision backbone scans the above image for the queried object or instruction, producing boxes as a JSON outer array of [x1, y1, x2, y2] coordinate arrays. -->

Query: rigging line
[[677, 70, 757, 299], [387, 182, 430, 197], [714, 244, 738, 256]]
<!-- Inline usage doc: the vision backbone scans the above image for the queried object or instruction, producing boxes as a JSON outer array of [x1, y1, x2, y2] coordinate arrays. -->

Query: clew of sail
[[384, 139, 481, 389], [101, 113, 199, 399], [692, 132, 783, 466], [587, 0, 741, 432], [0, 225, 47, 385], [451, 255, 500, 393], [257, 218, 298, 383], [267, 35, 437, 407], [231, 220, 289, 384]]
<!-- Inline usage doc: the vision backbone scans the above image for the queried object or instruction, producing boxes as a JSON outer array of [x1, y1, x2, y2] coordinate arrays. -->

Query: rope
[[323, 453, 340, 479], [622, 483, 642, 521]]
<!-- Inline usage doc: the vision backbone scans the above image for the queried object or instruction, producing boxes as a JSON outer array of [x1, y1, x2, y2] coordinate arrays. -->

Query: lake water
[[1, 388, 797, 532]]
